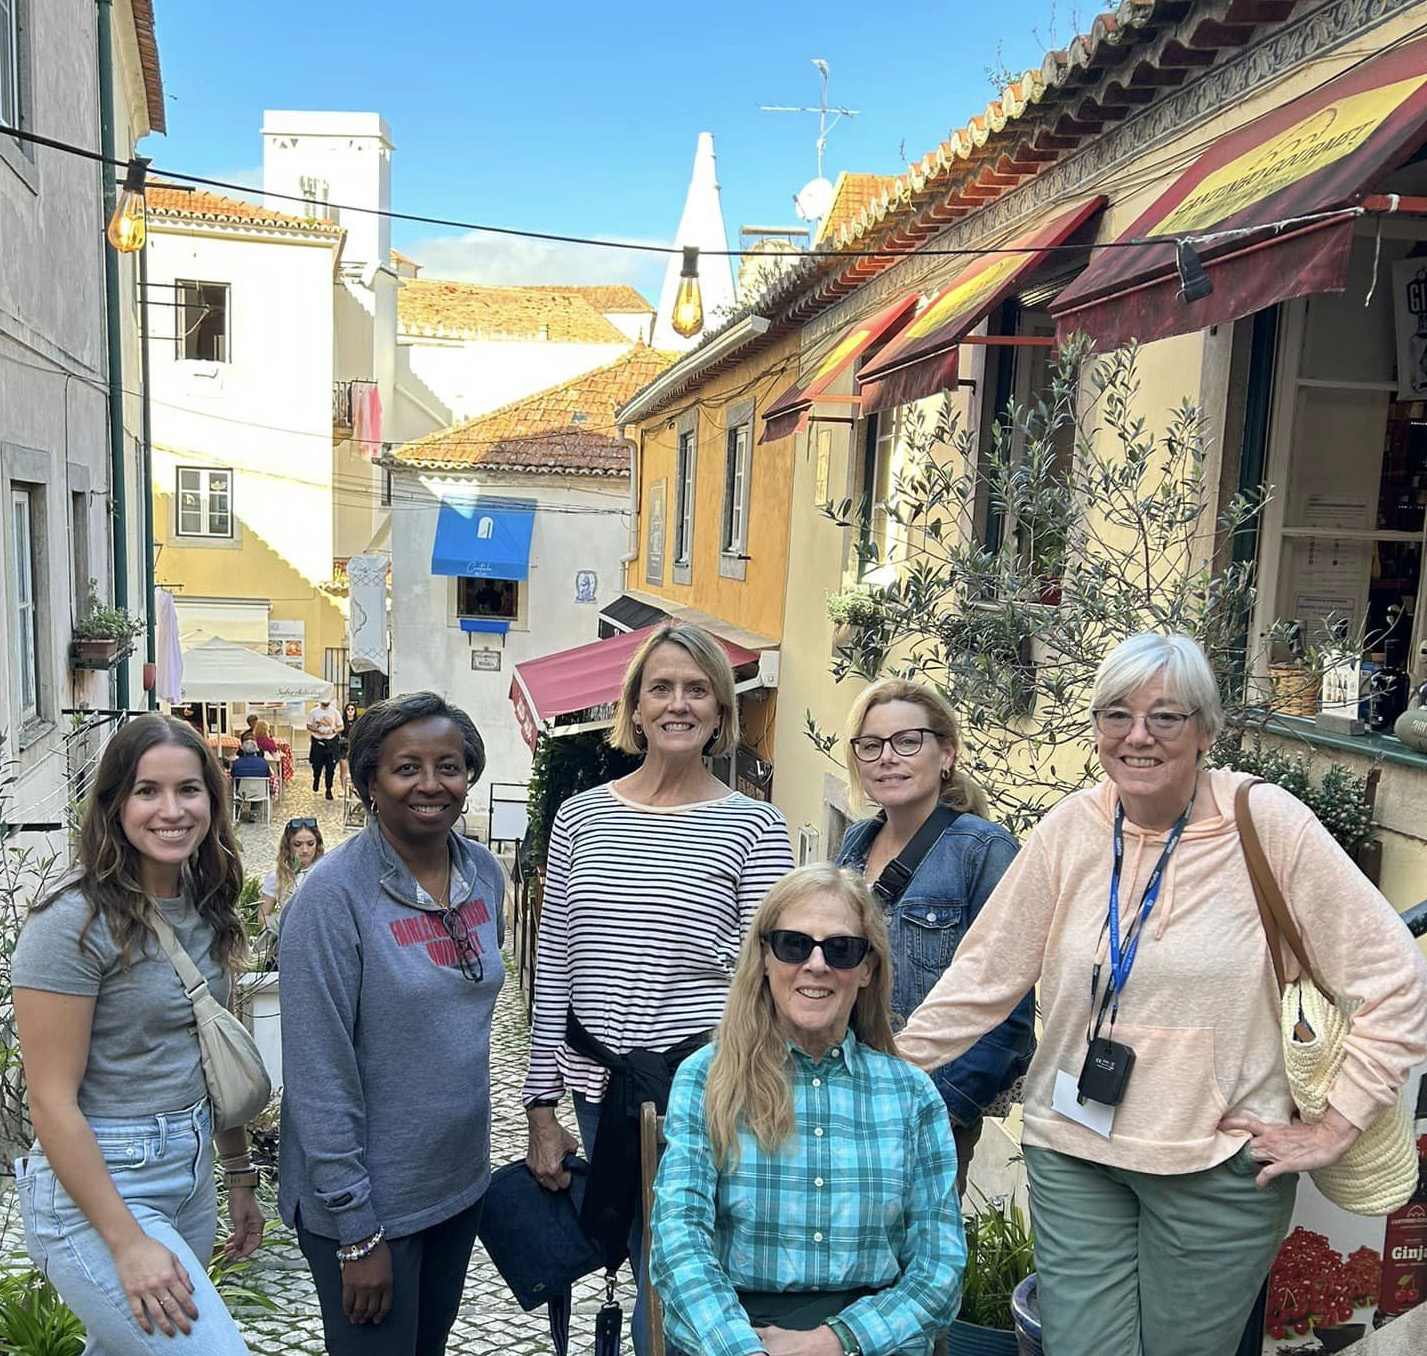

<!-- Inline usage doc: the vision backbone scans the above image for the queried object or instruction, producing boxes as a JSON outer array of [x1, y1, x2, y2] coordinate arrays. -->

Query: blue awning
[[431, 499, 536, 580]]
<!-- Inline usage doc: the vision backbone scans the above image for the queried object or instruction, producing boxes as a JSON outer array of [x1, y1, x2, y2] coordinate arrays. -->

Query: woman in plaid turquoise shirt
[[650, 865, 965, 1356]]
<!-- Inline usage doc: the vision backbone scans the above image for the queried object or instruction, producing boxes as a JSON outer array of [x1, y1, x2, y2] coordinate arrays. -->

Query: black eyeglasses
[[765, 930, 870, 970], [441, 906, 484, 983], [287, 817, 318, 830], [848, 727, 939, 762]]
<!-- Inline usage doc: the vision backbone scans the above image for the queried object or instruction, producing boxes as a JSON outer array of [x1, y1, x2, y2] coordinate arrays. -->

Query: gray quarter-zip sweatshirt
[[277, 820, 505, 1243]]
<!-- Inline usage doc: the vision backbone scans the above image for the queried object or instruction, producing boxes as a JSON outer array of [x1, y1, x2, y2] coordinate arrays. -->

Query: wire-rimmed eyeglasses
[[1091, 708, 1199, 739], [440, 906, 484, 983], [848, 727, 938, 762]]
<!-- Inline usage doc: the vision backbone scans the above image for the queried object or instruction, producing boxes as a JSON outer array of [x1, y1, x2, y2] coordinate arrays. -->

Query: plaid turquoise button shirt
[[650, 1030, 965, 1356]]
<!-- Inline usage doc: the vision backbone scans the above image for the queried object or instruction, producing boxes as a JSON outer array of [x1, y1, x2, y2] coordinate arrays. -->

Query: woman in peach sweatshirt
[[896, 632, 1427, 1356]]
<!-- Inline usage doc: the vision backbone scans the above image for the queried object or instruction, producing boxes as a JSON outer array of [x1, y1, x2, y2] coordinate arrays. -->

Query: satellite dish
[[793, 176, 834, 223]]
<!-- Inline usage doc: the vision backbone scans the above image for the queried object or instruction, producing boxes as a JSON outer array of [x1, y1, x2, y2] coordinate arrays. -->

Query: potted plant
[[70, 581, 144, 670], [825, 585, 886, 649], [951, 1192, 1039, 1355]]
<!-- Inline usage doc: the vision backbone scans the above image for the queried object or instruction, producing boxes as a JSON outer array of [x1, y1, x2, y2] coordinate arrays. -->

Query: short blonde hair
[[608, 623, 740, 758], [1091, 632, 1224, 740], [843, 677, 990, 818]]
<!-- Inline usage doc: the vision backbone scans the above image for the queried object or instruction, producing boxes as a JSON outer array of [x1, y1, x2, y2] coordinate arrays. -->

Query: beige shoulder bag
[[1235, 778, 1416, 1215], [148, 908, 273, 1131]]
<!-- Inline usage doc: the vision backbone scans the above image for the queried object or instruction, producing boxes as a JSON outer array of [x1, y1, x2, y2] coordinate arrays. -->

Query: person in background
[[280, 692, 505, 1355], [895, 632, 1427, 1356], [252, 719, 279, 757], [12, 714, 263, 1354], [337, 702, 360, 796], [256, 818, 325, 965], [837, 678, 1033, 1192], [307, 699, 342, 800], [229, 740, 274, 824], [651, 864, 964, 1356], [523, 622, 794, 1356]]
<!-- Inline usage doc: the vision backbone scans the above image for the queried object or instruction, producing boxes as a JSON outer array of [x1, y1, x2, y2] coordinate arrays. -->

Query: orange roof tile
[[390, 346, 679, 473], [813, 173, 900, 247], [147, 184, 342, 235], [397, 279, 628, 342], [528, 285, 654, 314]]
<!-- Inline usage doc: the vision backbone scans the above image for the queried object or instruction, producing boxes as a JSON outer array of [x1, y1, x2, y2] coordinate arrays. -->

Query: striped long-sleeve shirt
[[521, 783, 794, 1106], [650, 1033, 965, 1356]]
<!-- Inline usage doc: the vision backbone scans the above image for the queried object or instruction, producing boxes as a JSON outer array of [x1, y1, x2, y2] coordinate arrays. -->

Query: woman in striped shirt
[[523, 622, 794, 1356]]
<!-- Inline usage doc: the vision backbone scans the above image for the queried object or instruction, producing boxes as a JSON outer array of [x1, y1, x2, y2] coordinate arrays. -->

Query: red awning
[[1051, 37, 1427, 350], [758, 293, 918, 444], [857, 197, 1106, 416], [508, 624, 758, 751]]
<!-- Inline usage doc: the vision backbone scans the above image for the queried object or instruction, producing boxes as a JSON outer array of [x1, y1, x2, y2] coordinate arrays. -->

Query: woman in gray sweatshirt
[[278, 692, 505, 1355]]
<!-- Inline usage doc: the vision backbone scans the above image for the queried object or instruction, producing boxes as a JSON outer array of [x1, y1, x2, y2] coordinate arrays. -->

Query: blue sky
[[144, 0, 1073, 300]]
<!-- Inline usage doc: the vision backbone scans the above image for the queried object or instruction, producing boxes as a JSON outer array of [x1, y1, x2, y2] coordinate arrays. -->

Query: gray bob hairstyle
[[1090, 632, 1224, 740], [608, 622, 740, 759]]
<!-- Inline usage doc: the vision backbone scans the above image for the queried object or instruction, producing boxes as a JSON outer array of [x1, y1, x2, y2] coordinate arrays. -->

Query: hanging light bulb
[[107, 157, 151, 254], [1175, 238, 1212, 304], [670, 246, 704, 339]]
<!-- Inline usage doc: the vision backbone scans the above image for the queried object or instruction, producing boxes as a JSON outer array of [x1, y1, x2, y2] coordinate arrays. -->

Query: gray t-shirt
[[12, 887, 228, 1117]]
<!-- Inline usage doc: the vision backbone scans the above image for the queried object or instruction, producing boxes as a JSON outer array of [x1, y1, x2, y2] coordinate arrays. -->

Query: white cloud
[[402, 229, 667, 299], [206, 165, 265, 195]]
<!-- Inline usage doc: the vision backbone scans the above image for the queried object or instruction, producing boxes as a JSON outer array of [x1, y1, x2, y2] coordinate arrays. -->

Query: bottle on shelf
[[1372, 1075, 1427, 1328]]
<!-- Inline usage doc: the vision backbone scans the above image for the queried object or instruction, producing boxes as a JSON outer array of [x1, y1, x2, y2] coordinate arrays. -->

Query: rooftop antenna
[[759, 58, 859, 219]]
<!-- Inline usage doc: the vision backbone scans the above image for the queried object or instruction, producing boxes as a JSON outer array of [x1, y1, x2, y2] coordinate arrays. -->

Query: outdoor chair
[[233, 776, 272, 826], [639, 1101, 668, 1356], [341, 781, 367, 829]]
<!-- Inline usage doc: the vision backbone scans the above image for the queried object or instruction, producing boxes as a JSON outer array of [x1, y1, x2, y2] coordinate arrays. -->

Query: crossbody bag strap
[[872, 804, 961, 905], [145, 905, 214, 1002], [1234, 778, 1332, 1002]]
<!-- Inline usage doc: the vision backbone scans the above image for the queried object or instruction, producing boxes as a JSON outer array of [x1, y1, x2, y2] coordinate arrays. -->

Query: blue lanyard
[[1090, 796, 1194, 1040]]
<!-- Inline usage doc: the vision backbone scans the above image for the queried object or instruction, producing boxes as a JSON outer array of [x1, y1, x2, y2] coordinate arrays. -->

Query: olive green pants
[[1024, 1143, 1297, 1356]]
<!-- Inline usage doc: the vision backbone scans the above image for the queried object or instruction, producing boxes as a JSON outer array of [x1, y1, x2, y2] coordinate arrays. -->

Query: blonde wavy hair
[[844, 677, 989, 819], [274, 820, 325, 906], [608, 622, 739, 759], [704, 864, 896, 1168]]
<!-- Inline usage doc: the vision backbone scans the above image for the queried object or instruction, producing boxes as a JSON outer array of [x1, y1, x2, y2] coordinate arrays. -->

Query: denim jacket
[[837, 811, 1035, 1127]]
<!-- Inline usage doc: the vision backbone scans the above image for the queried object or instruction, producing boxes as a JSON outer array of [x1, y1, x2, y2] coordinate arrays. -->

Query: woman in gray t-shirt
[[13, 714, 263, 1354]]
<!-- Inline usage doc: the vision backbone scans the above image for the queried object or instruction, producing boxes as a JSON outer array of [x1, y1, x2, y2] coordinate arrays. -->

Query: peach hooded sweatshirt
[[896, 768, 1427, 1175]]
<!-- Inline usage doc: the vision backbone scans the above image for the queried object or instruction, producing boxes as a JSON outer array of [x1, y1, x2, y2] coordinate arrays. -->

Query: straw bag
[[1235, 779, 1416, 1215], [147, 908, 272, 1131]]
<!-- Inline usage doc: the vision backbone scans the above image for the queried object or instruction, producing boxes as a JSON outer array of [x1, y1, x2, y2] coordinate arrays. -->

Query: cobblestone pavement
[[229, 780, 633, 1353]]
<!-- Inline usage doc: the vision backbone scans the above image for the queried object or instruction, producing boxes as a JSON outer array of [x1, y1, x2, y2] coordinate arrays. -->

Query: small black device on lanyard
[[1077, 796, 1194, 1107]]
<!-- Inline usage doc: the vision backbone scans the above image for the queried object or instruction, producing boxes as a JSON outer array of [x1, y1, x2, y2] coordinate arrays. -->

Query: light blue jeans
[[15, 1098, 252, 1355]]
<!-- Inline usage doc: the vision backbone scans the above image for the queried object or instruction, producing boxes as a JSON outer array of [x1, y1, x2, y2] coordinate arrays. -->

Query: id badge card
[[1052, 1071, 1115, 1138]]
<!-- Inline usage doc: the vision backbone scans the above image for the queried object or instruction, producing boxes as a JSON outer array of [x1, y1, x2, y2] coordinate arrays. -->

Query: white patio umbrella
[[178, 636, 334, 703]]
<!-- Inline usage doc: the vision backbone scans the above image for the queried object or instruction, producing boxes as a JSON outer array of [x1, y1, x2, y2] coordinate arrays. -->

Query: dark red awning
[[857, 197, 1106, 417], [1051, 37, 1427, 349], [509, 624, 758, 751], [758, 293, 918, 444]]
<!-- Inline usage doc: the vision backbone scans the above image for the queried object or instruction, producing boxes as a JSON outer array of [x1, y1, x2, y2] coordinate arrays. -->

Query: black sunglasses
[[765, 929, 870, 970], [287, 817, 318, 830], [441, 906, 484, 984]]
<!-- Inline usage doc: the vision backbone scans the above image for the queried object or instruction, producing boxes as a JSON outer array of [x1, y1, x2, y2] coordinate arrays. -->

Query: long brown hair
[[33, 714, 246, 971], [703, 864, 896, 1168], [844, 677, 990, 818]]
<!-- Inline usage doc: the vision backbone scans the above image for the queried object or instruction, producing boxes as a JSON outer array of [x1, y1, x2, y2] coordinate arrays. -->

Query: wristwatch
[[826, 1317, 861, 1356]]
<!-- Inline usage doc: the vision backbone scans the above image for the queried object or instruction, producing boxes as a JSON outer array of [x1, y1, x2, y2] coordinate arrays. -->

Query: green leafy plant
[[0, 1264, 86, 1355], [522, 731, 640, 872], [825, 586, 887, 630], [71, 581, 144, 643], [958, 1190, 1036, 1331]]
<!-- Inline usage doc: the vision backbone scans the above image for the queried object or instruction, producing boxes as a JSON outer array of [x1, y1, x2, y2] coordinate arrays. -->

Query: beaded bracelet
[[336, 1226, 385, 1267]]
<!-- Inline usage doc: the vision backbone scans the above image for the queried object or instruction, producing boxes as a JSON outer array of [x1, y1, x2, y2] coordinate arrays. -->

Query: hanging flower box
[[70, 580, 144, 671], [70, 637, 135, 671]]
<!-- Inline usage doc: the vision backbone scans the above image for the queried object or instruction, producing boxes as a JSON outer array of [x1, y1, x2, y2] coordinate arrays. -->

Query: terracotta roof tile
[[397, 279, 628, 341], [528, 285, 654, 314], [813, 173, 900, 247], [390, 346, 679, 473], [147, 184, 342, 235]]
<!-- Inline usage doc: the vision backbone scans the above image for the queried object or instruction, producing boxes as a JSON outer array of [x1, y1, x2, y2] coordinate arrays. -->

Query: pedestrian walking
[[12, 714, 263, 1355], [337, 701, 359, 795], [307, 697, 342, 798], [650, 864, 965, 1356], [279, 692, 505, 1355], [837, 677, 1034, 1192], [896, 631, 1427, 1356], [522, 622, 794, 1356]]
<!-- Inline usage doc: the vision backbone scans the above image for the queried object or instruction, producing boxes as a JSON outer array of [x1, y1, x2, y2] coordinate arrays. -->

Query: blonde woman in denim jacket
[[836, 678, 1034, 1189]]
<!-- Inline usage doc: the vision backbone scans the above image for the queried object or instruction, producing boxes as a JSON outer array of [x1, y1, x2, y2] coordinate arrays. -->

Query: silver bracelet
[[335, 1226, 385, 1266]]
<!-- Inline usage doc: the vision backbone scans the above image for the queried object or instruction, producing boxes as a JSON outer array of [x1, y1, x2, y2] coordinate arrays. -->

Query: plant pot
[[1011, 1274, 1042, 1356], [1313, 1322, 1365, 1353], [70, 637, 135, 670], [947, 1318, 1019, 1355]]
